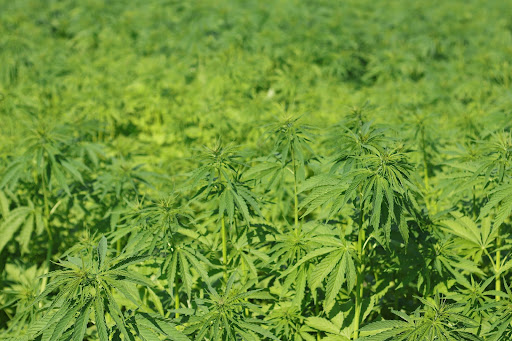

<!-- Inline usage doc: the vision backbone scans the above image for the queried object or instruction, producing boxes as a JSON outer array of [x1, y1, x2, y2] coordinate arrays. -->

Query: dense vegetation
[[1, 0, 512, 340]]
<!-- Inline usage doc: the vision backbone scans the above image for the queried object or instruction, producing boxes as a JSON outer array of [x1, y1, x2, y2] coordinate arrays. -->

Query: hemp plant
[[185, 141, 261, 277], [8, 236, 187, 341]]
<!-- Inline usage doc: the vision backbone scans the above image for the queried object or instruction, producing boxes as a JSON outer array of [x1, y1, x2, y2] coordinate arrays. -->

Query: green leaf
[[138, 324, 161, 341], [72, 300, 92, 341], [293, 268, 307, 306], [0, 190, 10, 216], [17, 211, 34, 254], [305, 317, 340, 334], [309, 250, 343, 291], [0, 206, 31, 253], [94, 295, 108, 341], [136, 313, 190, 341], [105, 288, 134, 341], [110, 255, 149, 271], [52, 163, 70, 195], [97, 236, 108, 269], [50, 301, 82, 341], [0, 160, 24, 188], [324, 256, 346, 313], [280, 247, 338, 278], [61, 160, 84, 183]]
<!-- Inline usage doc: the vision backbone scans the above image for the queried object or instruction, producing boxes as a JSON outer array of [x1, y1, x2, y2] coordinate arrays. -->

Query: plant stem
[[354, 230, 365, 340], [175, 276, 180, 318], [495, 170, 506, 300], [291, 145, 299, 226], [354, 194, 365, 340], [421, 128, 429, 189], [496, 228, 501, 301], [221, 215, 228, 278], [41, 170, 52, 292], [420, 128, 433, 215], [217, 167, 229, 279]]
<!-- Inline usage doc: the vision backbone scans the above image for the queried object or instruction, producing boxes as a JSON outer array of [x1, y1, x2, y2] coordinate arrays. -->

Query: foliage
[[1, 0, 512, 340]]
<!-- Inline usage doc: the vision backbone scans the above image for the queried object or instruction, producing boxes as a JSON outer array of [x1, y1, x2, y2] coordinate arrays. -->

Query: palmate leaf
[[358, 296, 481, 341], [25, 236, 159, 340], [135, 313, 189, 341], [0, 157, 26, 189], [46, 304, 79, 340], [266, 303, 312, 340], [280, 235, 356, 313], [479, 183, 512, 229], [280, 246, 339, 278], [105, 291, 134, 341], [435, 251, 485, 278], [50, 162, 70, 196], [217, 180, 261, 225], [441, 213, 497, 262], [306, 317, 343, 335], [182, 273, 276, 341], [300, 146, 418, 246], [163, 245, 210, 299], [243, 158, 284, 191], [0, 205, 38, 254], [109, 254, 151, 271], [22, 297, 92, 341], [268, 223, 318, 271], [438, 161, 482, 200], [358, 151, 419, 245], [94, 295, 108, 341], [185, 142, 261, 227], [298, 174, 349, 218], [357, 320, 411, 341], [304, 312, 354, 340], [293, 267, 307, 306], [230, 232, 271, 279], [71, 300, 92, 341], [231, 183, 251, 223], [309, 250, 342, 291], [482, 281, 512, 341], [324, 250, 357, 313], [26, 300, 72, 340], [266, 115, 315, 167], [1, 121, 94, 199]]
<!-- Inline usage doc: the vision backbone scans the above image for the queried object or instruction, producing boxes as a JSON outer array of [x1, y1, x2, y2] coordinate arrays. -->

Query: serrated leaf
[[97, 236, 108, 269], [0, 206, 31, 253], [306, 317, 340, 334], [72, 300, 92, 341], [94, 295, 108, 341]]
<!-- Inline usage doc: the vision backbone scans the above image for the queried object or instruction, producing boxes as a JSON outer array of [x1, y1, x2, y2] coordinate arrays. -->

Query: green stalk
[[353, 194, 365, 340], [421, 128, 429, 189], [420, 128, 432, 215], [222, 215, 228, 277], [217, 166, 229, 280], [291, 146, 299, 226], [354, 230, 365, 339], [41, 169, 52, 292], [495, 167, 507, 300], [496, 228, 501, 301], [175, 275, 180, 318]]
